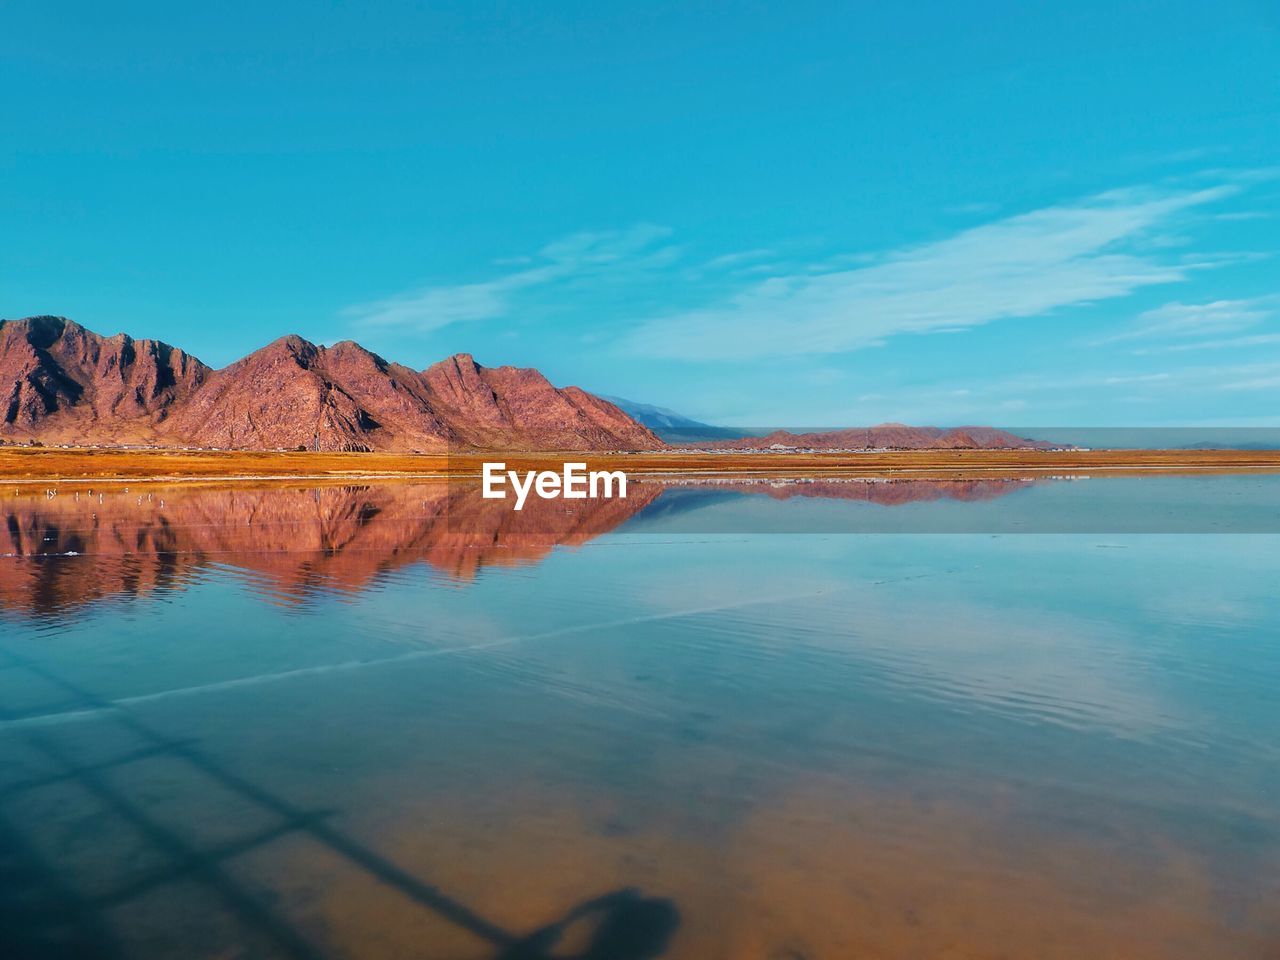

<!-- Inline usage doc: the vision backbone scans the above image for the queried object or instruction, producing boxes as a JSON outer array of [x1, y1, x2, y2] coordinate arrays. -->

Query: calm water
[[0, 477, 1278, 959]]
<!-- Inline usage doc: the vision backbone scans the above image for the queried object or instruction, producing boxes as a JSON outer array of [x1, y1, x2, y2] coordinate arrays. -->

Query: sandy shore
[[1, 446, 1278, 484]]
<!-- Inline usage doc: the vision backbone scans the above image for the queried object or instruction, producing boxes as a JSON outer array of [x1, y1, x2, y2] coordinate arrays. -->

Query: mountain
[[700, 424, 1054, 451], [0, 316, 209, 444], [0, 317, 661, 451], [603, 396, 750, 443]]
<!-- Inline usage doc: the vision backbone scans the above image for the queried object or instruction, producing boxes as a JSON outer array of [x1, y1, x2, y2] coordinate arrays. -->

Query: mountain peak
[[433, 352, 481, 374], [4, 315, 77, 349], [223, 335, 325, 373], [265, 333, 319, 354]]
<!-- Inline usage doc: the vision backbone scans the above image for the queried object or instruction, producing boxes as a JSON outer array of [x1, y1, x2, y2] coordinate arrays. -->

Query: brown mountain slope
[[0, 317, 661, 451], [166, 335, 449, 452], [0, 316, 208, 443], [422, 354, 663, 451]]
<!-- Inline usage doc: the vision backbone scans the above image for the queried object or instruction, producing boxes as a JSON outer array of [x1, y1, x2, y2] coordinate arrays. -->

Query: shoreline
[[1, 447, 1279, 485]]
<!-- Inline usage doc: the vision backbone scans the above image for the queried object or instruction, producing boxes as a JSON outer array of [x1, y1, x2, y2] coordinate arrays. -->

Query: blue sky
[[3, 0, 1278, 426]]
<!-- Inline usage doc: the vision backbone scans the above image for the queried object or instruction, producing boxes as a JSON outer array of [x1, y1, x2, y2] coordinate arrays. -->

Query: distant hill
[[0, 316, 662, 452], [1021, 428, 1280, 450], [700, 424, 1056, 451], [599, 399, 1053, 450], [602, 396, 750, 442]]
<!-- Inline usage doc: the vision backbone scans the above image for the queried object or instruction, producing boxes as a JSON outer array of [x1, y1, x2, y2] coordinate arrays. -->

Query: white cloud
[[626, 183, 1239, 360], [699, 248, 776, 271], [346, 278, 529, 330], [781, 359, 1280, 427], [1219, 369, 1280, 391], [1102, 372, 1174, 384], [1132, 332, 1280, 355], [1096, 296, 1277, 345], [342, 224, 673, 333], [339, 176, 1264, 372]]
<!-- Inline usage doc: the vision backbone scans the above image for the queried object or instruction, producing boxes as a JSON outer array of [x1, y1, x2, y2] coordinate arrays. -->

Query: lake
[[1, 476, 1277, 959]]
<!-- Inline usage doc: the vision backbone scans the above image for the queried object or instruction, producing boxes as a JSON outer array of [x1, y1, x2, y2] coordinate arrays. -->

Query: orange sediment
[[1, 446, 1279, 483]]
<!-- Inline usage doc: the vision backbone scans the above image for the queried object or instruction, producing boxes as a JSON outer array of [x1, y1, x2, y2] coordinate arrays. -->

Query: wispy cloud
[[787, 357, 1280, 427], [342, 224, 674, 332], [1214, 211, 1272, 222], [626, 183, 1240, 360], [1094, 296, 1277, 345], [1219, 370, 1280, 391], [1131, 332, 1280, 355], [340, 175, 1264, 382], [699, 248, 776, 271]]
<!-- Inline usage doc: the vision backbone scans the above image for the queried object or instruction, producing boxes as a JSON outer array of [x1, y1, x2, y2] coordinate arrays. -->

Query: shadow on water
[[0, 808, 127, 959], [0, 644, 682, 960], [495, 889, 680, 960]]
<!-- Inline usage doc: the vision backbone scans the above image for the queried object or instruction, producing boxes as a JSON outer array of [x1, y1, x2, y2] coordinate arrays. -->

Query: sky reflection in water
[[0, 477, 1277, 959]]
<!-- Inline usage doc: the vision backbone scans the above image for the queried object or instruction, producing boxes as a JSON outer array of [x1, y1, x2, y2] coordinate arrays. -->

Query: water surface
[[1, 477, 1277, 958]]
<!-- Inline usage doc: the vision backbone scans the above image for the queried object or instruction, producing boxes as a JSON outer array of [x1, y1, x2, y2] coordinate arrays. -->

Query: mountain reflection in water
[[0, 477, 1026, 620]]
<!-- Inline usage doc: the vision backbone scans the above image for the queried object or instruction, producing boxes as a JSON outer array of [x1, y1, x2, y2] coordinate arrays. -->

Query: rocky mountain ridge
[[0, 316, 661, 451]]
